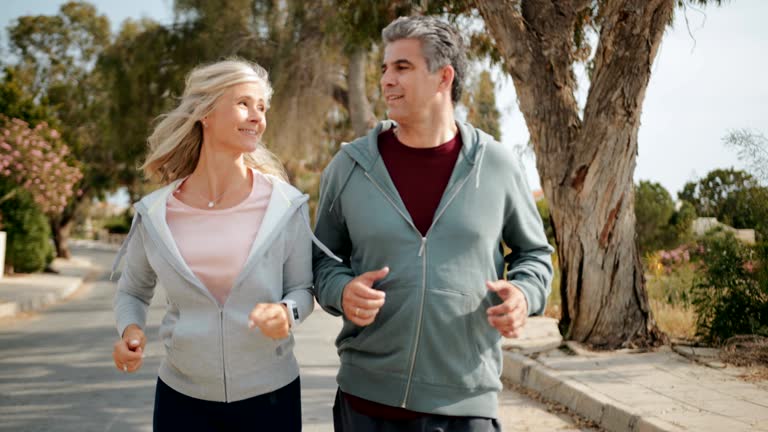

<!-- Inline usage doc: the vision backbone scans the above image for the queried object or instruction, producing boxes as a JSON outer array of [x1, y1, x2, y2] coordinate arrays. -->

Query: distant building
[[692, 217, 756, 245]]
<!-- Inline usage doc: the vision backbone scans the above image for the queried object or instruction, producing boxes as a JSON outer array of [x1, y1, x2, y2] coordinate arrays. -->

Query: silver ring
[[123, 364, 128, 372]]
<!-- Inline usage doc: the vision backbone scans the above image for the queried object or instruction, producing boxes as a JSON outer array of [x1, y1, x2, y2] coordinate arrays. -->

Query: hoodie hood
[[111, 172, 340, 280], [341, 120, 492, 190], [341, 120, 491, 171]]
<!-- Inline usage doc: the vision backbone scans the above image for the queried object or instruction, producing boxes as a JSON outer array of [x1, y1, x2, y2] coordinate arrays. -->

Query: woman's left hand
[[248, 303, 291, 339]]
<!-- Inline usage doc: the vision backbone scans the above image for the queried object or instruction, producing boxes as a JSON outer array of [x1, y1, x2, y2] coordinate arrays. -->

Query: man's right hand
[[342, 267, 389, 326]]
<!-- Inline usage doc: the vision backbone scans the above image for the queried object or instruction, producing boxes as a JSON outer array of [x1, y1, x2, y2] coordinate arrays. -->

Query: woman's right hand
[[112, 324, 146, 373]]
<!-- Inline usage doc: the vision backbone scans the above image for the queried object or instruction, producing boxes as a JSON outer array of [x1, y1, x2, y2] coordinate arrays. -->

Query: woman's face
[[203, 81, 268, 155]]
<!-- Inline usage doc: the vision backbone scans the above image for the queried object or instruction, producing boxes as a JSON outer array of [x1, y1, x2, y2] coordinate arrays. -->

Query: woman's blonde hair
[[142, 58, 287, 184]]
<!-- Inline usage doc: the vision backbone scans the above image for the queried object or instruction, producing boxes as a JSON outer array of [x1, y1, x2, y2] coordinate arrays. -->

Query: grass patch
[[650, 299, 697, 340], [646, 261, 698, 340]]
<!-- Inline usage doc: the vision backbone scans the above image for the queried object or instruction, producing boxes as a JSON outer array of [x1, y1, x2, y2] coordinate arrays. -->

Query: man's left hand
[[486, 280, 528, 338]]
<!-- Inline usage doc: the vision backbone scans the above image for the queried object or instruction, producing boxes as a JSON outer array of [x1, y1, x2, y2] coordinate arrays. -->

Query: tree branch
[[476, 0, 586, 185], [580, 0, 674, 174]]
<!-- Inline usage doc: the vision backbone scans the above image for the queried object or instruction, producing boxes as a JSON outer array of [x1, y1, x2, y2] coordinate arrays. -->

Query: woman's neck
[[181, 148, 251, 208]]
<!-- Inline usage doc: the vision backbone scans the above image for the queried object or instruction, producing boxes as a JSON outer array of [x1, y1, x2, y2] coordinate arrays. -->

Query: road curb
[[0, 275, 84, 319], [0, 254, 94, 320], [502, 351, 682, 432]]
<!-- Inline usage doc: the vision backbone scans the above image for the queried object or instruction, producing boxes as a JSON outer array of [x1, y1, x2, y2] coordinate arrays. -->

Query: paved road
[[0, 247, 591, 431]]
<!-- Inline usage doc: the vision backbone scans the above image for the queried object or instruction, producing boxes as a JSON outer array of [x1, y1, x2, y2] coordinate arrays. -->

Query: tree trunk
[[50, 217, 73, 259], [49, 187, 92, 260], [347, 46, 376, 136], [476, 0, 670, 349]]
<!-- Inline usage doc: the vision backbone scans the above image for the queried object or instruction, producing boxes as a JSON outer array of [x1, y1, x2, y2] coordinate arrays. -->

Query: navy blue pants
[[153, 377, 302, 431], [333, 388, 501, 432]]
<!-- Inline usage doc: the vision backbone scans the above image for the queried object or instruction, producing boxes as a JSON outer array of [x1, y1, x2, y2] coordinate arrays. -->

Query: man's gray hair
[[382, 15, 467, 103]]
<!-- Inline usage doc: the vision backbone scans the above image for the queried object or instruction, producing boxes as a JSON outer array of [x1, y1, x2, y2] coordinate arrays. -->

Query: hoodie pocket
[[416, 289, 479, 387], [339, 289, 412, 373], [227, 329, 290, 372], [163, 314, 220, 377]]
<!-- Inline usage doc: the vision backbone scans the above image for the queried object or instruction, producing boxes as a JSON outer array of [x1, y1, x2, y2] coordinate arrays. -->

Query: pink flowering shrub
[[646, 244, 693, 278], [0, 116, 83, 215]]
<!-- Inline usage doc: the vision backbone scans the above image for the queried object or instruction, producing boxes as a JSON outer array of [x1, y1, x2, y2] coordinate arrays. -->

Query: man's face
[[380, 38, 446, 124]]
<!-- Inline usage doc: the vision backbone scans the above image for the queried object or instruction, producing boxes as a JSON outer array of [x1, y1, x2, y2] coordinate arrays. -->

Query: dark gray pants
[[333, 389, 501, 432]]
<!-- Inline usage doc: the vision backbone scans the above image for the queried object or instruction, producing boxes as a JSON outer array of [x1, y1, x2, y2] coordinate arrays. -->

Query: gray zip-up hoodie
[[113, 175, 327, 402], [313, 120, 554, 418]]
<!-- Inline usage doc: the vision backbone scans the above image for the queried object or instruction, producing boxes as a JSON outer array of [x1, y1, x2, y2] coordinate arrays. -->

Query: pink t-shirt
[[166, 169, 273, 305]]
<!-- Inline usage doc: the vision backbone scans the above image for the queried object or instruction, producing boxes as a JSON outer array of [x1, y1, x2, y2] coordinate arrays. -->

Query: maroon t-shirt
[[377, 128, 462, 236], [341, 127, 462, 420]]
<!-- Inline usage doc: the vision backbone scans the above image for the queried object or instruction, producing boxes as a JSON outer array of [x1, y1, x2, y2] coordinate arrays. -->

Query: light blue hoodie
[[313, 121, 554, 418], [113, 174, 329, 402]]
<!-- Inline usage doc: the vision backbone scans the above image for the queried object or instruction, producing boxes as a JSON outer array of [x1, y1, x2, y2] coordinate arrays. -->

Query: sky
[[496, 1, 768, 195], [1, 0, 766, 199]]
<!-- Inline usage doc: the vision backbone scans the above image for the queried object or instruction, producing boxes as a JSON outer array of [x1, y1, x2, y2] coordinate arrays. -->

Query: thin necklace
[[189, 178, 241, 208], [175, 172, 249, 209], [198, 188, 229, 208]]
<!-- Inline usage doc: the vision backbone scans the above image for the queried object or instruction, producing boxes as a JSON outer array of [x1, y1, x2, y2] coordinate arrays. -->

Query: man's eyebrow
[[382, 59, 414, 70]]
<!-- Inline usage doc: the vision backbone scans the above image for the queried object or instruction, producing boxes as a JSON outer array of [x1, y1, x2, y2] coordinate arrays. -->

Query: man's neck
[[394, 113, 458, 149]]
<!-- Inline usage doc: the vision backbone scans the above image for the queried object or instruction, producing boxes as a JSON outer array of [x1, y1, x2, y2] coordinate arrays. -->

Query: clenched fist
[[113, 324, 146, 373], [249, 303, 291, 339]]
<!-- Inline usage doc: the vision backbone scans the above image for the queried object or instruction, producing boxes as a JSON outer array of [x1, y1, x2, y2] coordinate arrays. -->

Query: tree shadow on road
[[0, 323, 161, 432]]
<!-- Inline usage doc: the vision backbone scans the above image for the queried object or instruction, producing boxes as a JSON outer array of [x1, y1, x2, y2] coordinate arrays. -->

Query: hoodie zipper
[[222, 198, 307, 402], [363, 170, 475, 408], [220, 309, 228, 401], [401, 236, 427, 408]]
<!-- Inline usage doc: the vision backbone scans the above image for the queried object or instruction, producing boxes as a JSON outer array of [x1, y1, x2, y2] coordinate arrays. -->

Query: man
[[313, 15, 553, 432]]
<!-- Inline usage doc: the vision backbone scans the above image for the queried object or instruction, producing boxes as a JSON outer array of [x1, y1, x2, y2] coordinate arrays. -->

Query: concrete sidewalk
[[0, 254, 94, 319], [503, 317, 768, 432]]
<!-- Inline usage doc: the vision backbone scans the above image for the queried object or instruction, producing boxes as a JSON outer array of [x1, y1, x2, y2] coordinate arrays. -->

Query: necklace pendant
[[207, 201, 214, 208]]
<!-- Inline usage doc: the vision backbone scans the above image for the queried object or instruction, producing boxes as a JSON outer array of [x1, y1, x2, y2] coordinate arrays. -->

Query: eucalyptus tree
[[473, 0, 726, 348]]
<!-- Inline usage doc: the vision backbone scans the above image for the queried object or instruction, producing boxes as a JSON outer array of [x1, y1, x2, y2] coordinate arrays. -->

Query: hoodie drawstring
[[475, 143, 487, 189], [300, 207, 343, 263]]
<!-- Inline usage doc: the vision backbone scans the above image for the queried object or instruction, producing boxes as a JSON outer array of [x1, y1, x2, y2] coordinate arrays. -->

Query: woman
[[111, 59, 330, 431]]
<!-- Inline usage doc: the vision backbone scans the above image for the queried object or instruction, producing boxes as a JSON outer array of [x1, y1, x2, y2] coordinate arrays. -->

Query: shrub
[[635, 181, 696, 254], [692, 231, 768, 344], [636, 181, 675, 253], [0, 116, 83, 216], [0, 177, 54, 273], [102, 213, 132, 234]]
